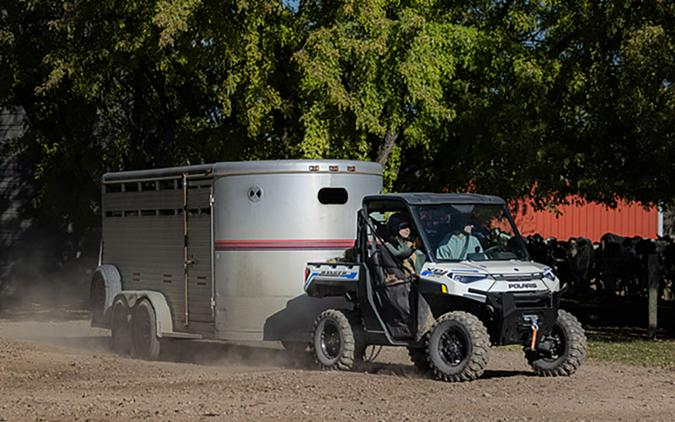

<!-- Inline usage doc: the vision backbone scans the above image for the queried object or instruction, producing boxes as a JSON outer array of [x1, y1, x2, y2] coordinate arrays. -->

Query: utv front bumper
[[484, 290, 562, 346]]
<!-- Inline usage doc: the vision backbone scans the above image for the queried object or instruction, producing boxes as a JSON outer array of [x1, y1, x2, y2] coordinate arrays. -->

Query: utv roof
[[364, 193, 505, 206]]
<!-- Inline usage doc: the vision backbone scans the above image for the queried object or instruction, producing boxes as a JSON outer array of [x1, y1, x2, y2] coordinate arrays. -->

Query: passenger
[[436, 216, 483, 260], [385, 213, 426, 275]]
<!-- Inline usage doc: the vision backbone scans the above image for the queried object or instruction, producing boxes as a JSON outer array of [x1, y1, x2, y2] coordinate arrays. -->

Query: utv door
[[357, 206, 415, 341]]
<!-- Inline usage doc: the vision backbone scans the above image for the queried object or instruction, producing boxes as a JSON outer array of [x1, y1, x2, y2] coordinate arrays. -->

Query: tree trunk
[[376, 125, 399, 166]]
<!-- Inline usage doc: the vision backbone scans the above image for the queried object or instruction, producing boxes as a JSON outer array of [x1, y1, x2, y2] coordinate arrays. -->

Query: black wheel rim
[[320, 320, 342, 360], [438, 326, 469, 367], [543, 323, 566, 361]]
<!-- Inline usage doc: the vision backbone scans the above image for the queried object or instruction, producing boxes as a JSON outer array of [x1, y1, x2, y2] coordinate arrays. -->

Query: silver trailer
[[90, 160, 382, 357]]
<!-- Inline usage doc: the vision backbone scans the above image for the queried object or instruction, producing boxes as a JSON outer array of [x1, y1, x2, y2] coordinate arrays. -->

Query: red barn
[[510, 198, 660, 242]]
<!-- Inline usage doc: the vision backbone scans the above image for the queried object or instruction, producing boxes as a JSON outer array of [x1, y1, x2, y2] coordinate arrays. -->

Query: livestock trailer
[[90, 160, 382, 357]]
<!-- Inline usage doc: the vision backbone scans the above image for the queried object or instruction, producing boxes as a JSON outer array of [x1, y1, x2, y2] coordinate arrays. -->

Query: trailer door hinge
[[209, 193, 215, 206]]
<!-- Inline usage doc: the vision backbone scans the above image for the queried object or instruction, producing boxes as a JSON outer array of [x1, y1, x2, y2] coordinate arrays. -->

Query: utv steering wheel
[[484, 245, 501, 257]]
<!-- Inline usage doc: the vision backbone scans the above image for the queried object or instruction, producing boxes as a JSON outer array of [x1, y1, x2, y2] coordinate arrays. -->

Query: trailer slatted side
[[102, 177, 214, 334]]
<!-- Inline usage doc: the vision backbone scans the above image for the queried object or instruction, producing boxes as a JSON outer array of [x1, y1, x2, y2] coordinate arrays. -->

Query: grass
[[586, 328, 675, 369]]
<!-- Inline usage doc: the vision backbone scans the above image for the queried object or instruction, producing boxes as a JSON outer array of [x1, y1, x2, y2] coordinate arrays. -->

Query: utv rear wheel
[[311, 309, 361, 371], [131, 299, 161, 360], [426, 311, 490, 382], [527, 310, 586, 376], [111, 299, 132, 356]]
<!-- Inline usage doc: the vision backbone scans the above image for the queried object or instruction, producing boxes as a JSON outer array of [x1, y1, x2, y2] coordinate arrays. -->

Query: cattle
[[524, 235, 596, 294], [524, 232, 675, 300]]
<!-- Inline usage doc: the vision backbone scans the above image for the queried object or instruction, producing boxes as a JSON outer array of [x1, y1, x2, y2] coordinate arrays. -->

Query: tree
[[294, 0, 481, 187], [1, 0, 296, 231], [293, 1, 675, 206]]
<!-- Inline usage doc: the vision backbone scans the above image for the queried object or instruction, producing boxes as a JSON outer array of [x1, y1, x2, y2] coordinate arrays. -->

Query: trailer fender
[[90, 265, 122, 327], [114, 290, 174, 337]]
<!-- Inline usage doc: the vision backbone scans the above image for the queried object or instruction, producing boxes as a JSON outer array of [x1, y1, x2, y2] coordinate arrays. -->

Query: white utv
[[304, 193, 586, 382]]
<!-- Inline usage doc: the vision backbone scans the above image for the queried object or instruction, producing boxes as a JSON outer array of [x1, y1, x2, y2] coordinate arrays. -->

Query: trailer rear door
[[183, 177, 214, 328]]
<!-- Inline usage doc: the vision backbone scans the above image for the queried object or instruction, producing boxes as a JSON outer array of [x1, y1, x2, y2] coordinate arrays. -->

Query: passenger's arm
[[385, 241, 415, 260]]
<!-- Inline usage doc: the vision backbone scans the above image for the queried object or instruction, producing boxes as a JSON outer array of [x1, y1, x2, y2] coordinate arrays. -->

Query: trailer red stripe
[[214, 239, 355, 251]]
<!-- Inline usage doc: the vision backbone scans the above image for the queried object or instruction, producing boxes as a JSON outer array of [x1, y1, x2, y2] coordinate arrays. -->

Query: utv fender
[[90, 265, 122, 327], [113, 291, 174, 338]]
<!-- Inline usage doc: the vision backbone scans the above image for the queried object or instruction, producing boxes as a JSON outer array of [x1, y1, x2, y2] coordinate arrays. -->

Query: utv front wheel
[[527, 310, 587, 376], [426, 311, 490, 382], [311, 309, 361, 371]]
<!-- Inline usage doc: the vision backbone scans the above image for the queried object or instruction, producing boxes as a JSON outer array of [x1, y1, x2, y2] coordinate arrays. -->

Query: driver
[[436, 214, 483, 260]]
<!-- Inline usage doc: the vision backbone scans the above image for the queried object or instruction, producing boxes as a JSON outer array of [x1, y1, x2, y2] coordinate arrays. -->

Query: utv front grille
[[512, 292, 552, 309]]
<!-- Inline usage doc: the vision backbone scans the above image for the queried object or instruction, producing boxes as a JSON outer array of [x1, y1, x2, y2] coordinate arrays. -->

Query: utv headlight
[[542, 268, 557, 281], [450, 273, 489, 284]]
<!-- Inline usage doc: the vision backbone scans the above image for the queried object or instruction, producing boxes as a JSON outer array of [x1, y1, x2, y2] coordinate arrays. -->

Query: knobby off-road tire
[[131, 299, 161, 360], [111, 299, 132, 356], [528, 309, 587, 376], [311, 309, 364, 371], [426, 311, 490, 382], [407, 346, 430, 373]]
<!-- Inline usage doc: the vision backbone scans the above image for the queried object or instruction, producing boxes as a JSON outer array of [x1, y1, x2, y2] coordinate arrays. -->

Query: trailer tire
[[407, 346, 430, 373], [527, 310, 586, 376], [311, 309, 361, 371], [89, 272, 106, 325], [426, 311, 490, 382], [131, 299, 161, 360], [111, 299, 132, 356]]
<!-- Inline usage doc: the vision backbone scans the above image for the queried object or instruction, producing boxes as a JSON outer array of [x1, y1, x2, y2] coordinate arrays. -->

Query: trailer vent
[[247, 185, 264, 202], [105, 184, 122, 193], [124, 182, 139, 192], [318, 188, 348, 204]]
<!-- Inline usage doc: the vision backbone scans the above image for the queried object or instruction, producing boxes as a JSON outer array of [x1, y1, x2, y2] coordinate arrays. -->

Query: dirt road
[[0, 319, 674, 421]]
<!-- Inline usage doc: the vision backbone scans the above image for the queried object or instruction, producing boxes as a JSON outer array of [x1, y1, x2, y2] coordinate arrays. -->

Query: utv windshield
[[412, 204, 529, 262]]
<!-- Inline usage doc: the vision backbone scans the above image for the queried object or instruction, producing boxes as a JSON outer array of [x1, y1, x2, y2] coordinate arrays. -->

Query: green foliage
[[294, 1, 481, 187], [1, 0, 295, 230], [1, 0, 675, 232]]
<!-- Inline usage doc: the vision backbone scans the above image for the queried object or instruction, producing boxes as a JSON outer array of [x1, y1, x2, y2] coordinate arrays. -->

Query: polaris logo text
[[508, 282, 538, 289]]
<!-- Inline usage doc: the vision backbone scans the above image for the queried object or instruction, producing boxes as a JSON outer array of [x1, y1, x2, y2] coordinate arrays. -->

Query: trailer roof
[[364, 193, 506, 206], [102, 160, 383, 182]]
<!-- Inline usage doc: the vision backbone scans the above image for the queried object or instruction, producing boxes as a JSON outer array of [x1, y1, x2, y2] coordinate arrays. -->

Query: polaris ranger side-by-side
[[305, 193, 587, 382]]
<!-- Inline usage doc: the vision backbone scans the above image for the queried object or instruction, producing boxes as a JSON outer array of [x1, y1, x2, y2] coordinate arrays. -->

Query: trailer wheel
[[407, 346, 430, 373], [527, 310, 586, 376], [89, 273, 106, 325], [111, 299, 132, 356], [311, 309, 361, 371], [131, 299, 161, 360], [426, 311, 490, 382]]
